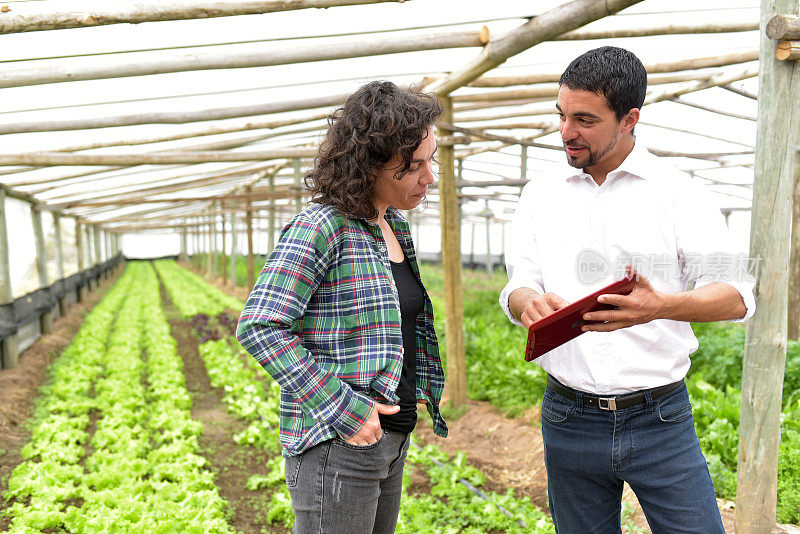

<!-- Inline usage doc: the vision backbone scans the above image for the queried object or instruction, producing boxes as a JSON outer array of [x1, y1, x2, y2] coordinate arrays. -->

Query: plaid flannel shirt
[[237, 204, 447, 456]]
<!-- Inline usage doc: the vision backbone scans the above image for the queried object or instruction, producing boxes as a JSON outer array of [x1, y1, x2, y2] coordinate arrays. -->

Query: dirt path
[[158, 279, 289, 534]]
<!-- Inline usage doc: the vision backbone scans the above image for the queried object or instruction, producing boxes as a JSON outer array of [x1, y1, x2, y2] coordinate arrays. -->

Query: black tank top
[[379, 256, 425, 433]]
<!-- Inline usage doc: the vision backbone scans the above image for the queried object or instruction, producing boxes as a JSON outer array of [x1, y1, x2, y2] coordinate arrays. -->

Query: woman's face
[[373, 127, 438, 214]]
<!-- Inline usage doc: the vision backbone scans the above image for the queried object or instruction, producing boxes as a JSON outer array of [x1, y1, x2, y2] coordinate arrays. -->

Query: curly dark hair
[[305, 80, 443, 220]]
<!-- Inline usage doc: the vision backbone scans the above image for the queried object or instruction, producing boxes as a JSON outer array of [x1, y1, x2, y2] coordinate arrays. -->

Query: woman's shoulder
[[290, 204, 365, 240]]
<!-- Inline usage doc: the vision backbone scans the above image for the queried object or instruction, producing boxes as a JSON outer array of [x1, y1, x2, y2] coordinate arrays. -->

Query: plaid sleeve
[[236, 214, 374, 439]]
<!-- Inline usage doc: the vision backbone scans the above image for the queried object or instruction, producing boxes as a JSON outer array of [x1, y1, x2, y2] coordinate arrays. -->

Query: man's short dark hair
[[559, 46, 647, 121]]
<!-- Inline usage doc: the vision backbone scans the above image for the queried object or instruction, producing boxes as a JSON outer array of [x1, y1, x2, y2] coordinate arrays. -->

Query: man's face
[[556, 86, 633, 171]]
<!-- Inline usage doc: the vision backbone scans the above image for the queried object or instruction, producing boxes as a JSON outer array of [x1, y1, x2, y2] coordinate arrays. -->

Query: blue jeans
[[285, 429, 411, 534], [541, 382, 724, 534]]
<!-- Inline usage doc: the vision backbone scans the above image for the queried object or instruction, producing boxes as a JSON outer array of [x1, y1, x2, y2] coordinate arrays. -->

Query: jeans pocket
[[657, 401, 693, 423], [333, 431, 386, 451], [285, 454, 302, 487], [541, 391, 573, 425]]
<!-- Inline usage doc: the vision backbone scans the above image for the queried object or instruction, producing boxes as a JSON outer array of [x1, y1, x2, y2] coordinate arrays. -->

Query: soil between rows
[[157, 276, 290, 534]]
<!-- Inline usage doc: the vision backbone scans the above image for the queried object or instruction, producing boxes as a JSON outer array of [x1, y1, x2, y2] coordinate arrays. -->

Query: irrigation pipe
[[409, 441, 527, 528]]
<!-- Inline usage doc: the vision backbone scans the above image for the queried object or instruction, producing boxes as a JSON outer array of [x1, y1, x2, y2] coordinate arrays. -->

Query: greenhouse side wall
[[0, 255, 123, 369]]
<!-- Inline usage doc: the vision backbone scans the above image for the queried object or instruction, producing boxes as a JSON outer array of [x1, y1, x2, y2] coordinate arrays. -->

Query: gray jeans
[[285, 429, 411, 534]]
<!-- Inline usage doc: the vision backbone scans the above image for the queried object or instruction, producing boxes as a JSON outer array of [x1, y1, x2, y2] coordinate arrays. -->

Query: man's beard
[[565, 137, 618, 169]]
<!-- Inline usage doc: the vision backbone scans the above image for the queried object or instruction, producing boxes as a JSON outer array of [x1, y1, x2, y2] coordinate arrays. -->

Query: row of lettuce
[[3, 262, 235, 533], [156, 259, 556, 533], [419, 265, 800, 524]]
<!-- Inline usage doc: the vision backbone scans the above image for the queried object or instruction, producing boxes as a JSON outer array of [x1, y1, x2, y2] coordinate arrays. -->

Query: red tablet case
[[524, 275, 637, 362]]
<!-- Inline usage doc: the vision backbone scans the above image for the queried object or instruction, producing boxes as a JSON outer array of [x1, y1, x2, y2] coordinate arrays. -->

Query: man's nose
[[561, 120, 578, 141]]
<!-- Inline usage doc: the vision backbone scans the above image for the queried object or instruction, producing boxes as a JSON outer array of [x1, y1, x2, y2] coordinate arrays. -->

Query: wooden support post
[[53, 213, 67, 315], [31, 205, 54, 334], [294, 158, 303, 215], [193, 218, 200, 269], [437, 96, 467, 409], [0, 188, 19, 369], [737, 0, 800, 530], [246, 186, 255, 290], [501, 222, 506, 264], [789, 149, 800, 341], [179, 219, 188, 263], [469, 223, 476, 265], [268, 174, 276, 253], [75, 219, 87, 301], [520, 145, 528, 179], [207, 216, 214, 277], [92, 224, 103, 282], [230, 212, 238, 286], [220, 202, 227, 284], [93, 225, 102, 285], [484, 199, 492, 274]]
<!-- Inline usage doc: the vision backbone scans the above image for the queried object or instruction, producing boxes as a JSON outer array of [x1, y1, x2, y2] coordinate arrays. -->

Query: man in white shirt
[[500, 46, 755, 533]]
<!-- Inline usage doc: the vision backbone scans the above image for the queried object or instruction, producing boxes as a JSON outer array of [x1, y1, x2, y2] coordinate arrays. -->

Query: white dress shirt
[[500, 138, 756, 395]]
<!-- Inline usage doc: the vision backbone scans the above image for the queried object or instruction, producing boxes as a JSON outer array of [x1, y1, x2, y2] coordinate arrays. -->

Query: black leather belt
[[546, 375, 684, 411]]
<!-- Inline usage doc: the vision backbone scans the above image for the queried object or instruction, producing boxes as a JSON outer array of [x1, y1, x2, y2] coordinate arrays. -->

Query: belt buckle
[[598, 397, 617, 411]]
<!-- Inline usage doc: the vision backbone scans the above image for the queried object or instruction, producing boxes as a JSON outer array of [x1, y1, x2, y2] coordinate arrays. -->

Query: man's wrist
[[658, 291, 683, 321]]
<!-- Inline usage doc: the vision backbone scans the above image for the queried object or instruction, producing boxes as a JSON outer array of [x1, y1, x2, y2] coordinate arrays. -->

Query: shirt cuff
[[329, 388, 375, 440], [499, 278, 545, 327]]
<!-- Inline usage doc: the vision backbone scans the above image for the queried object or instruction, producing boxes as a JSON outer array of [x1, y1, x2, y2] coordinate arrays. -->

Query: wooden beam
[[766, 14, 800, 40], [644, 68, 759, 105], [737, 0, 800, 530], [452, 84, 559, 103], [0, 30, 487, 89], [437, 96, 467, 409], [0, 93, 348, 134], [424, 0, 645, 95], [47, 164, 282, 207], [468, 50, 758, 87], [721, 84, 759, 100], [555, 20, 757, 40], [4, 113, 328, 185], [776, 40, 800, 60], [0, 188, 19, 369], [439, 122, 562, 150], [0, 0, 406, 34], [0, 147, 316, 166], [670, 97, 757, 122]]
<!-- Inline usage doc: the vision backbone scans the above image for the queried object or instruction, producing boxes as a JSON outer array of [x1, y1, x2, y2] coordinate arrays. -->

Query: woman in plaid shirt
[[237, 81, 447, 533]]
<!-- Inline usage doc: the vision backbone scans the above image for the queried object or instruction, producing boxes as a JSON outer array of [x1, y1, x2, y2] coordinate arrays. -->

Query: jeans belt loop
[[598, 397, 617, 411]]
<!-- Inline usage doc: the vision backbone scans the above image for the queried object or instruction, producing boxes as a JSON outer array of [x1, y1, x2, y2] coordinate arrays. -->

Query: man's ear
[[622, 108, 640, 135]]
